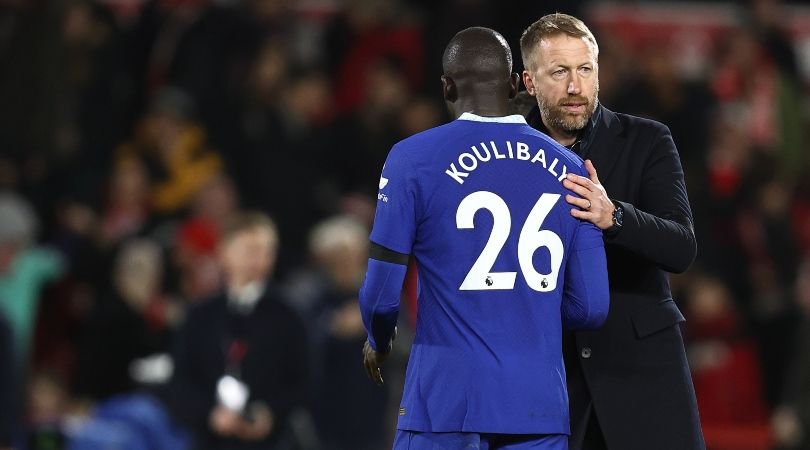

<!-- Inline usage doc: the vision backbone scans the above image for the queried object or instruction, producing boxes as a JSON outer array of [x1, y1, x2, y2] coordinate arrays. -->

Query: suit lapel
[[581, 106, 626, 183]]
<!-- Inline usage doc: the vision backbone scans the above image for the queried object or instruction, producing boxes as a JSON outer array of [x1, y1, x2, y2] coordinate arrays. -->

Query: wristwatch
[[605, 200, 623, 236]]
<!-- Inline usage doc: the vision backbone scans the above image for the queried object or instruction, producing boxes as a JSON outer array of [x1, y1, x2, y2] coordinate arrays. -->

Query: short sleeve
[[369, 145, 418, 255]]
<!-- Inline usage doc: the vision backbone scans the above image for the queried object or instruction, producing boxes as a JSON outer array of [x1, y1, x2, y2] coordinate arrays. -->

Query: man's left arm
[[359, 144, 418, 385], [565, 126, 696, 273], [608, 127, 696, 273], [359, 248, 408, 386]]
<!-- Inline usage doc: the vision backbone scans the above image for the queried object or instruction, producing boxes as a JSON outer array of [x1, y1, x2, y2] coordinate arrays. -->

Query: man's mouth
[[561, 103, 586, 113]]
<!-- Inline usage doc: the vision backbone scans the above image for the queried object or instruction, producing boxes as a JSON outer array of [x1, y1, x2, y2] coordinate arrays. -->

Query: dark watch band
[[605, 200, 623, 236]]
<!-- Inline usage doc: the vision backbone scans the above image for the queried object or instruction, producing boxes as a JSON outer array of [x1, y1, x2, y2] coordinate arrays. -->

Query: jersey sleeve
[[369, 145, 418, 255], [359, 258, 407, 351], [562, 243, 609, 330], [569, 162, 604, 252], [562, 162, 609, 329]]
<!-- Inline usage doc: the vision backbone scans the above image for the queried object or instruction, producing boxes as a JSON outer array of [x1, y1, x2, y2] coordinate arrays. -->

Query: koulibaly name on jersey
[[445, 140, 569, 185]]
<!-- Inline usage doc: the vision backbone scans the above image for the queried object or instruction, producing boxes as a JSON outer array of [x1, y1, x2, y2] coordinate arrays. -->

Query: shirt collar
[[458, 112, 528, 125], [228, 281, 266, 315]]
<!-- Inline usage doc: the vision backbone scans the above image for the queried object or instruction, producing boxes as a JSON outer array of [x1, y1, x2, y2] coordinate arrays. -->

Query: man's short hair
[[221, 211, 279, 250], [520, 13, 599, 71]]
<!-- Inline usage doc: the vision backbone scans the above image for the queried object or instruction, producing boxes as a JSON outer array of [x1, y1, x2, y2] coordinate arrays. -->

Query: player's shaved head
[[441, 27, 518, 118], [443, 27, 513, 87]]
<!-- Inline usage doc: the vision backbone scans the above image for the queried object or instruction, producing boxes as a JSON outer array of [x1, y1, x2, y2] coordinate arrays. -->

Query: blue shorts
[[393, 430, 567, 450]]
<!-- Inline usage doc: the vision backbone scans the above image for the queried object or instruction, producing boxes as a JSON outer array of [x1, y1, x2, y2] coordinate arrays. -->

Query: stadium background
[[0, 0, 809, 449]]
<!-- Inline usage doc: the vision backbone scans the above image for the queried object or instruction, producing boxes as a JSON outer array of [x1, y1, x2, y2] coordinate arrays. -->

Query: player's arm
[[562, 219, 610, 330], [359, 143, 418, 385], [359, 243, 409, 353], [359, 248, 411, 388]]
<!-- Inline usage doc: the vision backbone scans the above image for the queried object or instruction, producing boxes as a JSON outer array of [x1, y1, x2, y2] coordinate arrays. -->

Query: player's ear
[[441, 75, 457, 103], [522, 70, 536, 96], [508, 72, 519, 99]]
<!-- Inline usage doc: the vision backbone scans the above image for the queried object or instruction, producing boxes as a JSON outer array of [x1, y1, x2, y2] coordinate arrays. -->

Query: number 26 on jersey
[[456, 191, 563, 293]]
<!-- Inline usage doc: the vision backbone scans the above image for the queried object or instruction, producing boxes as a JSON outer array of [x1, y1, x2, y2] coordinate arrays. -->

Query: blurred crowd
[[0, 0, 808, 449]]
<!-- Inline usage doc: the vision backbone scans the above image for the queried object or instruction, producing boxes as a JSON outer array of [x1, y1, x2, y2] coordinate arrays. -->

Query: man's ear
[[522, 70, 536, 96], [441, 75, 457, 103], [508, 72, 520, 99]]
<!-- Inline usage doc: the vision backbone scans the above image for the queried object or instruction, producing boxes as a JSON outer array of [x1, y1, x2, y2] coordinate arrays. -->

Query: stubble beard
[[537, 85, 599, 138]]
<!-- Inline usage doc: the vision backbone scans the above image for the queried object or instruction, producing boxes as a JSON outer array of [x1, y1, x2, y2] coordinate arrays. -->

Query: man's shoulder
[[389, 121, 461, 156], [608, 108, 671, 138]]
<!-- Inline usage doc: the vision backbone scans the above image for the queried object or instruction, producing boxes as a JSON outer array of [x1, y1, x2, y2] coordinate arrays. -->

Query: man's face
[[221, 227, 276, 287], [523, 34, 599, 134]]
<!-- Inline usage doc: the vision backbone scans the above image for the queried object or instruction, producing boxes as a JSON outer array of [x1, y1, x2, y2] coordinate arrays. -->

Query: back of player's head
[[442, 27, 513, 91]]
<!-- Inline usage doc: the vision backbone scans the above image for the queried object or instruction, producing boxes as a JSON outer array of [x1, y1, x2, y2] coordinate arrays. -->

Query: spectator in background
[[684, 275, 770, 450], [710, 18, 803, 182], [240, 67, 338, 272], [98, 156, 152, 249], [126, 1, 258, 144], [75, 238, 177, 402], [117, 87, 222, 218], [170, 174, 238, 303], [397, 96, 442, 139], [774, 259, 810, 450], [190, 174, 240, 233], [739, 173, 801, 407], [332, 57, 413, 196], [0, 192, 65, 430], [287, 216, 388, 450], [323, 0, 424, 113], [168, 212, 309, 450], [171, 216, 222, 304], [748, 0, 804, 180], [608, 41, 712, 180]]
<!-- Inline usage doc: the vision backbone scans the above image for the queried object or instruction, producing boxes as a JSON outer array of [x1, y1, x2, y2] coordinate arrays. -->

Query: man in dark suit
[[517, 13, 704, 450], [169, 212, 309, 450]]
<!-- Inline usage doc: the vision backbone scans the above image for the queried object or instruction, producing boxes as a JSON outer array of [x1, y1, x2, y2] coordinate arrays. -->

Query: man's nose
[[567, 75, 582, 95]]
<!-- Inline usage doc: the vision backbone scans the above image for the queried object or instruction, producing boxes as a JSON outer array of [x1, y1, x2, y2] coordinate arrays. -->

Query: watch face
[[612, 205, 623, 227]]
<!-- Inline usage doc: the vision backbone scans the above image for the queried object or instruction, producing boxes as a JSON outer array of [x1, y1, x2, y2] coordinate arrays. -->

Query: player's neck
[[541, 117, 579, 147], [452, 98, 510, 120]]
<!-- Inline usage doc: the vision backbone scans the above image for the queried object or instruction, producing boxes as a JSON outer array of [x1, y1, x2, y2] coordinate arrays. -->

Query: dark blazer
[[527, 103, 705, 450], [169, 284, 309, 450]]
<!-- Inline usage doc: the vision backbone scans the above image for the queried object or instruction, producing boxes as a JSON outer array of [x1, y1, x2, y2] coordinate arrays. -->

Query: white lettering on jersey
[[444, 140, 570, 186]]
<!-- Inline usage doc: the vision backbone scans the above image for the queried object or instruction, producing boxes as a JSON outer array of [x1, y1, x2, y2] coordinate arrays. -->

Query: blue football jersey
[[369, 113, 606, 434]]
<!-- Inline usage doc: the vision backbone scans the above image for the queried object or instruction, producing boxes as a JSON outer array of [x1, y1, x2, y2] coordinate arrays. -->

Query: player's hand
[[362, 328, 396, 386], [563, 160, 615, 230]]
